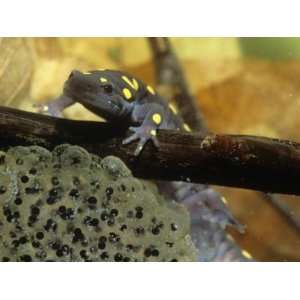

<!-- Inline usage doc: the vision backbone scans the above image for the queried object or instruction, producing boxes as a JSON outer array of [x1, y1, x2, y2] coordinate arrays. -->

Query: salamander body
[[40, 69, 186, 155]]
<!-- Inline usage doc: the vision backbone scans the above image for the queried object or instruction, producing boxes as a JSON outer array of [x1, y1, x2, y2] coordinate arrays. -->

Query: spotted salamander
[[38, 69, 189, 156], [36, 69, 245, 244]]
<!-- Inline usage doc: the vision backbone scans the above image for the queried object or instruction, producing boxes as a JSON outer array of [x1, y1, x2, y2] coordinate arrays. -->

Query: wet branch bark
[[1, 106, 300, 196]]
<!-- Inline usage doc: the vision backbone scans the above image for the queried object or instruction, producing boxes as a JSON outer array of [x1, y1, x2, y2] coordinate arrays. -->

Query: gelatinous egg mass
[[0, 144, 197, 261]]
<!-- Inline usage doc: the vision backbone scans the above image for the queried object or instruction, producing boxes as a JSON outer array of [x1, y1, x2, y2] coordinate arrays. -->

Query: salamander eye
[[103, 84, 113, 94]]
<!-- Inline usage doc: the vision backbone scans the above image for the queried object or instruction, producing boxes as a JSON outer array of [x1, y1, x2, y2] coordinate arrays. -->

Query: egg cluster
[[0, 144, 197, 261]]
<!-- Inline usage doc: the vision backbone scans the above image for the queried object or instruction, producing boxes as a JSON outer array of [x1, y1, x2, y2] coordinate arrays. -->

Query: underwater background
[[0, 37, 299, 261]]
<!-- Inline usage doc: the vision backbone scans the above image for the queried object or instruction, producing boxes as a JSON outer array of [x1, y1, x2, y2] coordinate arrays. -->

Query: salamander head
[[63, 69, 135, 121]]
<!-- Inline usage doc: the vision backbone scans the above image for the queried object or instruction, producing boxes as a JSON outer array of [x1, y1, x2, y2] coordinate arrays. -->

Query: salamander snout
[[68, 70, 81, 80], [64, 70, 95, 99], [66, 70, 93, 91]]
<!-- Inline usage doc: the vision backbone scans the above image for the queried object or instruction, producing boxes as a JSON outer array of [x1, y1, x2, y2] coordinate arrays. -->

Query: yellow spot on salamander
[[169, 103, 178, 114], [83, 71, 91, 75], [123, 88, 132, 100], [152, 113, 162, 125], [100, 77, 108, 83], [150, 129, 156, 136], [98, 68, 105, 71], [221, 197, 228, 205], [242, 249, 253, 259], [122, 76, 139, 91], [147, 85, 155, 95], [183, 123, 191, 132]]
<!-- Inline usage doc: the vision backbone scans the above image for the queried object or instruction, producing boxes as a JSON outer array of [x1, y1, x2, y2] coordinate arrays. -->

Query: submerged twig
[[1, 106, 300, 195], [260, 193, 300, 233]]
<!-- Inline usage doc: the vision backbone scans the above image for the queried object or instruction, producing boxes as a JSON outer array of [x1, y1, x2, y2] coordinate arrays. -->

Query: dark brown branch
[[1, 106, 300, 195]]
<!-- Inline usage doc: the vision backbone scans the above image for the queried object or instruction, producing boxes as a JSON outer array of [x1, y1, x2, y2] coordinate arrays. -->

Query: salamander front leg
[[122, 106, 164, 156], [34, 95, 74, 117], [123, 124, 159, 156]]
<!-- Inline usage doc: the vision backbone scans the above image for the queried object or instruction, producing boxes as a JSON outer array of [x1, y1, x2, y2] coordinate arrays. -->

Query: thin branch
[[1, 106, 300, 195], [260, 193, 300, 233], [148, 37, 208, 133]]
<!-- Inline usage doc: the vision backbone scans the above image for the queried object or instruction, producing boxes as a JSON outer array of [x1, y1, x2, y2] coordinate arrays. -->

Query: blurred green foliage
[[239, 37, 300, 59]]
